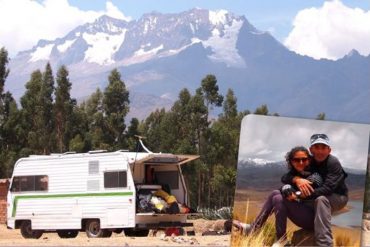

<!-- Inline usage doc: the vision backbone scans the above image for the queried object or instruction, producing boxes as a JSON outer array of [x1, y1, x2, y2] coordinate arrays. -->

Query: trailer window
[[88, 160, 99, 174], [104, 171, 127, 188], [10, 175, 48, 192], [155, 171, 179, 189]]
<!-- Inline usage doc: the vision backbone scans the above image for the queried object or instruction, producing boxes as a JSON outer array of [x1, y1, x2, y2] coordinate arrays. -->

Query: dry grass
[[230, 220, 290, 247], [232, 192, 361, 246], [231, 221, 360, 247], [333, 227, 361, 247]]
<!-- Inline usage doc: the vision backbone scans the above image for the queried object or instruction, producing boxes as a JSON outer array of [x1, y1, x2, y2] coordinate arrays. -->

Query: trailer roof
[[134, 154, 199, 165], [23, 151, 198, 165]]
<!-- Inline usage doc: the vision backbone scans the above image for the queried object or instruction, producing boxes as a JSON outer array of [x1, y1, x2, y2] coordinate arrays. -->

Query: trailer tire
[[103, 230, 112, 237], [20, 221, 43, 239], [57, 230, 78, 238], [113, 229, 123, 234], [85, 219, 110, 238], [124, 228, 149, 237]]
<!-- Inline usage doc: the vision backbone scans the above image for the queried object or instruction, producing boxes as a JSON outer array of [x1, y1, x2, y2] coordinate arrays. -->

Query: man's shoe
[[232, 220, 252, 235]]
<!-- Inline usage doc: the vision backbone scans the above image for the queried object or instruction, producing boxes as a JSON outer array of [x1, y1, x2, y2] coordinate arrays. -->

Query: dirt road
[[0, 219, 231, 246]]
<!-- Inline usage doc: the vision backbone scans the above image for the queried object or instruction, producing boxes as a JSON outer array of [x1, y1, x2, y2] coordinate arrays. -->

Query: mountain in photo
[[236, 159, 366, 194]]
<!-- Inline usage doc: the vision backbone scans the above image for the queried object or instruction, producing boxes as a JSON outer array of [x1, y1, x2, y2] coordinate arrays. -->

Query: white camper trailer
[[6, 148, 199, 239]]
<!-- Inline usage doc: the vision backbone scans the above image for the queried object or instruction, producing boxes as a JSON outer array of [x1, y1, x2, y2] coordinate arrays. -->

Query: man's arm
[[311, 156, 345, 198], [281, 171, 295, 184], [281, 171, 313, 197]]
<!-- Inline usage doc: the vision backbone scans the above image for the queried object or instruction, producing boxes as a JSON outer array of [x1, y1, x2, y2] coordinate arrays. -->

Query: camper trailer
[[6, 147, 198, 239]]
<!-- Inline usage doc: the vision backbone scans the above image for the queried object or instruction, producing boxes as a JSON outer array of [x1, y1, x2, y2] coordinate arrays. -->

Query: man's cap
[[310, 133, 330, 147]]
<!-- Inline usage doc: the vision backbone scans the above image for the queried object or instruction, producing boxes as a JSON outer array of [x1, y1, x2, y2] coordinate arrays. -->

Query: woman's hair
[[285, 146, 310, 170]]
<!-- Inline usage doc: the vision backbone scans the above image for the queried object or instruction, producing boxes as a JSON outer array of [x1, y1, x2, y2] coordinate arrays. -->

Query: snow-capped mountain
[[241, 158, 279, 166], [6, 9, 370, 122], [236, 159, 366, 191], [19, 9, 248, 67]]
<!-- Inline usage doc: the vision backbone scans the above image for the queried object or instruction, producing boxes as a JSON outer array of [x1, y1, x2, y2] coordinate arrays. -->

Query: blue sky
[[1, 0, 370, 59]]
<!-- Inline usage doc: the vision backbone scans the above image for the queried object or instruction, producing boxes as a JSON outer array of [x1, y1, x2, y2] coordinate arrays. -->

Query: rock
[[213, 220, 226, 231], [291, 229, 315, 246], [363, 220, 370, 231]]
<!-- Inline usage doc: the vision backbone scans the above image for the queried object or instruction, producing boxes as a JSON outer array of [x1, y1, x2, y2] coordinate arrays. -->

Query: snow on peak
[[57, 39, 76, 53], [246, 157, 275, 166], [134, 44, 164, 57], [143, 16, 158, 35], [83, 31, 127, 65], [203, 19, 246, 67], [209, 9, 229, 25], [29, 44, 54, 62]]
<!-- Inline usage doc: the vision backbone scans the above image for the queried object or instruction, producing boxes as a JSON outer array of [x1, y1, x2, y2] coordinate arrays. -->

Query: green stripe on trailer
[[12, 191, 134, 217]]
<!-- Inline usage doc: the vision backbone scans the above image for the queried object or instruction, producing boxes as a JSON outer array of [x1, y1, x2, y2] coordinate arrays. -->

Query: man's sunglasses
[[310, 134, 329, 142], [291, 157, 309, 163]]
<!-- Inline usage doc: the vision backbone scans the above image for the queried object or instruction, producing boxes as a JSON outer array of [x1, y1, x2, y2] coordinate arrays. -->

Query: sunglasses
[[310, 134, 329, 142], [291, 157, 309, 163]]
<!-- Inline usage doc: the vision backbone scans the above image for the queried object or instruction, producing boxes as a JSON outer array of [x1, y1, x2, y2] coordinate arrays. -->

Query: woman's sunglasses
[[292, 157, 309, 163]]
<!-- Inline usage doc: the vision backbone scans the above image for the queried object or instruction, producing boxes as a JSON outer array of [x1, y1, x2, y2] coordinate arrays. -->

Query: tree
[[54, 65, 75, 152], [254, 104, 269, 115], [222, 89, 238, 120], [316, 112, 326, 120], [200, 74, 223, 119], [20, 70, 44, 152], [68, 103, 89, 152], [102, 69, 129, 149], [0, 47, 20, 178], [40, 63, 55, 153], [83, 88, 106, 150], [0, 47, 10, 128], [198, 76, 224, 207], [0, 47, 10, 140], [126, 118, 140, 151], [0, 47, 9, 98], [204, 89, 244, 207], [140, 108, 174, 153], [0, 92, 20, 178]]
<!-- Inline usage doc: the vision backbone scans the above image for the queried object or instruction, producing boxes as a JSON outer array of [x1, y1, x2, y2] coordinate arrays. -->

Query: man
[[293, 133, 348, 246]]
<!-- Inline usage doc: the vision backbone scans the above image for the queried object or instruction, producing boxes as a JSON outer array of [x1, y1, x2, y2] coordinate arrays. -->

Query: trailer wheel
[[112, 229, 123, 234], [124, 228, 149, 237], [85, 219, 110, 238], [57, 230, 78, 238], [103, 230, 112, 237], [20, 221, 43, 239]]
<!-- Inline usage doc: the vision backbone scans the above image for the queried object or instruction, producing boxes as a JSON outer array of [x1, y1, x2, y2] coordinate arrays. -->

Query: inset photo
[[231, 115, 370, 247]]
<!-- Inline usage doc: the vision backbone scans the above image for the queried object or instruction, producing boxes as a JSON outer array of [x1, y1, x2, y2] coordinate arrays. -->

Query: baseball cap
[[310, 134, 330, 147]]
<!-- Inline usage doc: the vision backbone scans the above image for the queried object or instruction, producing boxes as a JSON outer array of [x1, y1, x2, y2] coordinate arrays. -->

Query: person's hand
[[286, 193, 298, 201], [295, 178, 314, 197], [299, 193, 307, 199]]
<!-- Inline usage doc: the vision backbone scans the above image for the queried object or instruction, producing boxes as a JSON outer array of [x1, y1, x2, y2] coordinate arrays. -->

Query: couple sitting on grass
[[235, 134, 348, 246]]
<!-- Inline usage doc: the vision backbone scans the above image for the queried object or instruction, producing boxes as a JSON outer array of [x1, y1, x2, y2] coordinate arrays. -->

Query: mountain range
[[5, 8, 370, 122], [236, 159, 366, 192]]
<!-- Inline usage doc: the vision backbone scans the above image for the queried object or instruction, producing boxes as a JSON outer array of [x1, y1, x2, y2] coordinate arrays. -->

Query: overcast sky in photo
[[238, 115, 370, 171], [0, 0, 369, 59]]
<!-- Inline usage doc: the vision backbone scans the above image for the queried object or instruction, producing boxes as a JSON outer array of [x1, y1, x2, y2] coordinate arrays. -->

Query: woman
[[234, 146, 318, 242]]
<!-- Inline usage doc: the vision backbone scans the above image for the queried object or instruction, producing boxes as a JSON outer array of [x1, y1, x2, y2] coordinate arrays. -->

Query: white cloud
[[0, 0, 130, 57], [284, 0, 370, 60]]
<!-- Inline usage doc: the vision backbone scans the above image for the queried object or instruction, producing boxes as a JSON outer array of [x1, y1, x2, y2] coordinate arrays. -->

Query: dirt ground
[[0, 219, 231, 246]]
